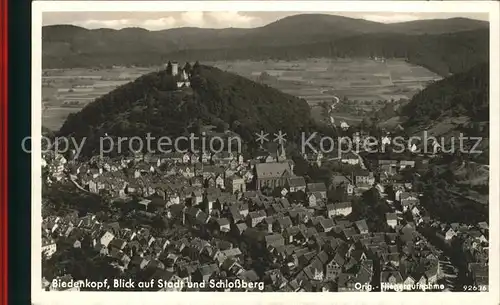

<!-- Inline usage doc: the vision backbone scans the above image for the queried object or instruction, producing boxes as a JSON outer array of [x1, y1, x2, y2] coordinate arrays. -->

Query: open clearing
[[41, 58, 441, 131]]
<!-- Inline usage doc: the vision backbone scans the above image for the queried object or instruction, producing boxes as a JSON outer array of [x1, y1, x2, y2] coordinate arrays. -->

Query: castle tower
[[171, 62, 179, 76]]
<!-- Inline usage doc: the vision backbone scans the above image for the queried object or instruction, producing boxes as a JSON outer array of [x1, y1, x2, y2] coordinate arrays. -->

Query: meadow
[[208, 58, 441, 124], [41, 58, 441, 130]]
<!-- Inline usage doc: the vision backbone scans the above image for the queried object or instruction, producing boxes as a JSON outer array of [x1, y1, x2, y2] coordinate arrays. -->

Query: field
[[209, 58, 440, 102], [42, 67, 157, 130], [207, 58, 441, 124], [41, 58, 441, 131]]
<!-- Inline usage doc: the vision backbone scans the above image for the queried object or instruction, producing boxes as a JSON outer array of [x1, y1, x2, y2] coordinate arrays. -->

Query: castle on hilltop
[[165, 61, 192, 89]]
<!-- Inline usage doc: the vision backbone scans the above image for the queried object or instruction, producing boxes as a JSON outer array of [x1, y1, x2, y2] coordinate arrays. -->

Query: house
[[327, 202, 352, 217], [477, 221, 488, 233], [234, 223, 248, 235], [386, 213, 398, 229], [399, 160, 416, 170], [225, 175, 246, 194], [216, 218, 231, 233], [325, 255, 345, 281], [308, 193, 322, 207], [280, 187, 289, 197], [237, 203, 250, 218], [194, 263, 219, 283], [468, 263, 488, 286], [276, 216, 293, 233], [215, 175, 225, 189], [197, 151, 210, 163], [354, 219, 369, 234], [100, 231, 115, 247], [403, 273, 427, 291], [468, 230, 488, 244], [354, 171, 375, 188], [346, 183, 355, 196], [284, 226, 303, 244], [286, 176, 307, 193], [402, 275, 416, 291], [331, 174, 351, 187], [380, 270, 404, 291], [318, 218, 335, 233], [255, 162, 292, 190], [425, 263, 439, 285], [444, 228, 458, 242], [411, 206, 421, 218], [400, 192, 419, 212], [138, 199, 152, 210], [41, 237, 57, 258], [378, 160, 398, 168], [109, 238, 127, 251], [343, 227, 357, 241], [306, 182, 327, 198], [337, 273, 359, 292], [340, 152, 359, 165], [380, 164, 397, 176], [263, 217, 275, 233], [304, 259, 324, 281], [247, 210, 267, 228], [265, 234, 285, 249]]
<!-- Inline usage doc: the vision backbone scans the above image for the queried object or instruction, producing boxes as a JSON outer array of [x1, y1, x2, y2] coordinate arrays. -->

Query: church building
[[254, 162, 292, 190]]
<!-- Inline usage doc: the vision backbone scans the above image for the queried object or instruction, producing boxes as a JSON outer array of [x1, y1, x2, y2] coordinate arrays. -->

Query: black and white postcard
[[31, 1, 499, 305]]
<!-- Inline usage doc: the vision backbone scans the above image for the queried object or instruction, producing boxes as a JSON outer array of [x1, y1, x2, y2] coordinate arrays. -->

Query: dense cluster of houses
[[41, 132, 489, 292], [42, 189, 444, 292]]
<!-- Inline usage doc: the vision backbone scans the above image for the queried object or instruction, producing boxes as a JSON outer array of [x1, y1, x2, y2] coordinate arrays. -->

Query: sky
[[42, 11, 489, 30]]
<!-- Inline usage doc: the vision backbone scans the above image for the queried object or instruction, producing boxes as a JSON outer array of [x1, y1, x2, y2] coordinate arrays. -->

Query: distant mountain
[[57, 64, 313, 158], [164, 29, 488, 76], [42, 14, 489, 75], [384, 17, 488, 34]]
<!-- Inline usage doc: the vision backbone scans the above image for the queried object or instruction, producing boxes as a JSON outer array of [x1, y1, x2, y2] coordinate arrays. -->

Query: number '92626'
[[463, 285, 488, 292]]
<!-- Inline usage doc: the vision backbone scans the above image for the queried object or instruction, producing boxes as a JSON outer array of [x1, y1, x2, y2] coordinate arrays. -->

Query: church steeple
[[277, 143, 286, 162]]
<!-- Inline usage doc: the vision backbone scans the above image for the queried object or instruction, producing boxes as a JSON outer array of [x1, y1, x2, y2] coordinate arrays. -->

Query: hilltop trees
[[165, 61, 173, 74], [57, 65, 314, 159], [183, 62, 192, 74], [402, 63, 489, 127]]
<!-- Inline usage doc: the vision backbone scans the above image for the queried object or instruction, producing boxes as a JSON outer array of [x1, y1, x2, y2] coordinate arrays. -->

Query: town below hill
[[41, 125, 489, 291]]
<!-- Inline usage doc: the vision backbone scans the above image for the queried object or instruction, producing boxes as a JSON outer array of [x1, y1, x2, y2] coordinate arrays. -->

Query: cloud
[[206, 11, 261, 28], [59, 12, 263, 30], [142, 17, 177, 30], [180, 11, 206, 27], [44, 12, 488, 30], [81, 19, 136, 28], [361, 14, 420, 23]]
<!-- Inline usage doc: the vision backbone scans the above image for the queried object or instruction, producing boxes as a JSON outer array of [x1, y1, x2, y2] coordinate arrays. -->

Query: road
[[351, 150, 367, 170], [438, 255, 460, 291], [69, 176, 91, 194]]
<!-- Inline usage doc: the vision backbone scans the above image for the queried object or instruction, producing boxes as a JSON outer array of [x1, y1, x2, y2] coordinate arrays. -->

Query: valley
[[42, 58, 441, 131]]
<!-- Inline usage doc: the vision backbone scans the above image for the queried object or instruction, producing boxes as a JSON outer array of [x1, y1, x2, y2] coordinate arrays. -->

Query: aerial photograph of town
[[39, 10, 490, 293]]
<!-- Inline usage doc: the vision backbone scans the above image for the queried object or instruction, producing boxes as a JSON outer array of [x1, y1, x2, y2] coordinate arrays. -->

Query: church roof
[[255, 162, 291, 179]]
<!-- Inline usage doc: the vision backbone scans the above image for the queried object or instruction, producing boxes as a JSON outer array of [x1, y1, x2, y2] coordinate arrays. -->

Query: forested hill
[[402, 62, 489, 126], [42, 15, 489, 76], [162, 30, 489, 77], [57, 64, 313, 157], [399, 62, 489, 164]]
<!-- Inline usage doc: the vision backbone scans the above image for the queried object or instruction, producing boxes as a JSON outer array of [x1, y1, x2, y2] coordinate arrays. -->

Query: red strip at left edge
[[1, 0, 8, 303]]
